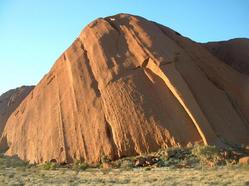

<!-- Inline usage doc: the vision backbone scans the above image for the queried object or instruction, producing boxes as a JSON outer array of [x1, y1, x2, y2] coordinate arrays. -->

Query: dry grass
[[0, 145, 249, 185], [0, 166, 249, 185]]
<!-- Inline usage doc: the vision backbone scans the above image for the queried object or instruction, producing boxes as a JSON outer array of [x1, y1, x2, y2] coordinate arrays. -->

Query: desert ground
[[0, 165, 249, 185], [1, 145, 249, 186]]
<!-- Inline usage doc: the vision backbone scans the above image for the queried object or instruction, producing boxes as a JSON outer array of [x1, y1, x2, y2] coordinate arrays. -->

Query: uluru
[[203, 38, 249, 75], [0, 14, 249, 165], [0, 86, 34, 137]]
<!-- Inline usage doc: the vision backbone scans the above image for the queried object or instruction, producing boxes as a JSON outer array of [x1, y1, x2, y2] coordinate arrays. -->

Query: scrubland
[[1, 145, 249, 186]]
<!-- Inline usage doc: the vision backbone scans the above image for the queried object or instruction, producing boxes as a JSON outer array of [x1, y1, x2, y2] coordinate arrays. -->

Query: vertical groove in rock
[[154, 22, 249, 143], [78, 39, 101, 98], [145, 59, 217, 145], [66, 62, 79, 160], [124, 19, 216, 145], [225, 92, 249, 131], [104, 17, 121, 34], [56, 75, 67, 162], [103, 116, 118, 157]]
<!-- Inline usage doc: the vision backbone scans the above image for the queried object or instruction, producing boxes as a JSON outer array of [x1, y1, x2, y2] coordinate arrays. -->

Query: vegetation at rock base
[[101, 144, 249, 170], [72, 160, 89, 171], [0, 154, 28, 169], [41, 162, 58, 170], [0, 145, 248, 185]]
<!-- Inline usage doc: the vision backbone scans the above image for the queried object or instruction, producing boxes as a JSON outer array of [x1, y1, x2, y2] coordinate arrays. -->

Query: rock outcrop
[[0, 14, 249, 164], [203, 38, 249, 75], [0, 86, 34, 136]]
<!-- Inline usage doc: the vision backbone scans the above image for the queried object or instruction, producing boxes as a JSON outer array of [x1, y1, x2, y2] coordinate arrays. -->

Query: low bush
[[192, 145, 224, 166], [0, 154, 27, 168], [1, 144, 247, 171], [42, 162, 58, 170], [72, 160, 88, 171]]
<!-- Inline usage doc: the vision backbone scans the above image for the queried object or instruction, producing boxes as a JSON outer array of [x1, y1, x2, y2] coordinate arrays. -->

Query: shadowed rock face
[[0, 86, 34, 136], [0, 14, 249, 164], [203, 38, 249, 75]]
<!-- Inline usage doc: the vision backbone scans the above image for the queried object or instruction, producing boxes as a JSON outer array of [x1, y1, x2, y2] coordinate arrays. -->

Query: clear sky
[[0, 0, 249, 95]]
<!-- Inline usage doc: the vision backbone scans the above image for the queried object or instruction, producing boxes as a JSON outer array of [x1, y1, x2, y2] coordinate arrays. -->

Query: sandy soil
[[0, 166, 248, 186]]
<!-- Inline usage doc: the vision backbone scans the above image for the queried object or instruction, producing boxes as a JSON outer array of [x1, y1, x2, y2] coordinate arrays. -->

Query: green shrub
[[42, 162, 58, 170], [72, 160, 88, 171], [192, 145, 223, 166]]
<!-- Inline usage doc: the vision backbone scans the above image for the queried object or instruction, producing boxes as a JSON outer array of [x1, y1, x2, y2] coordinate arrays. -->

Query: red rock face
[[203, 38, 249, 75], [0, 14, 248, 164], [0, 86, 34, 136]]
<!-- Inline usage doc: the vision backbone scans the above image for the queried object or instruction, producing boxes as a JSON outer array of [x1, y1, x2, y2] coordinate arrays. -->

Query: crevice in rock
[[14, 110, 19, 117], [64, 51, 85, 162], [56, 76, 68, 163], [225, 92, 249, 129], [78, 39, 101, 97], [63, 53, 67, 61], [174, 65, 221, 143], [154, 22, 248, 145], [103, 17, 126, 71], [127, 21, 170, 67], [157, 23, 245, 130], [104, 57, 175, 89], [80, 131, 89, 162], [103, 116, 119, 159], [104, 17, 121, 34], [105, 60, 150, 88], [64, 55, 80, 112], [46, 75, 55, 86], [126, 26, 154, 62], [155, 22, 225, 93], [195, 64, 225, 92], [190, 70, 249, 135], [146, 59, 220, 145], [104, 117, 115, 146], [155, 22, 228, 93], [0, 135, 9, 153], [142, 58, 149, 68]]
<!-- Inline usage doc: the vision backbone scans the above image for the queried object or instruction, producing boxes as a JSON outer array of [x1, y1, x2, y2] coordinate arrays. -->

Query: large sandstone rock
[[0, 14, 249, 164], [0, 86, 34, 136], [203, 38, 249, 75]]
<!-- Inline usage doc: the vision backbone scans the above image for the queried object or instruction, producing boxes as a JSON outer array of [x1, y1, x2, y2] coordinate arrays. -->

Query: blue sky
[[0, 0, 249, 95]]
